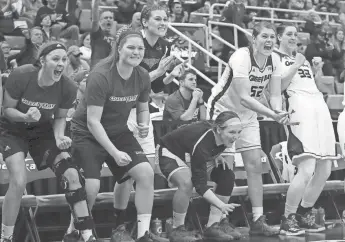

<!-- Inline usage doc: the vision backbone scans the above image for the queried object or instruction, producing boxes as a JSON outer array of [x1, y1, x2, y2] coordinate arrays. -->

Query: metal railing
[[167, 23, 210, 66], [209, 3, 339, 22], [208, 20, 252, 50], [168, 24, 226, 83]]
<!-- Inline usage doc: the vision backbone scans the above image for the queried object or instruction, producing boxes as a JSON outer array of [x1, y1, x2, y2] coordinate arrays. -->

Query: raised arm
[[91, 0, 100, 32]]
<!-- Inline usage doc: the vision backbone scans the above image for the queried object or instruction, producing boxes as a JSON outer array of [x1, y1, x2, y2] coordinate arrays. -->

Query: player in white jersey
[[207, 22, 291, 236], [276, 24, 337, 236], [338, 87, 345, 157]]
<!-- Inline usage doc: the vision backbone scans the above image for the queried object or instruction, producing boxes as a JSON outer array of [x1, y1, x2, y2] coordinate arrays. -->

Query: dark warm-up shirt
[[160, 121, 226, 196]]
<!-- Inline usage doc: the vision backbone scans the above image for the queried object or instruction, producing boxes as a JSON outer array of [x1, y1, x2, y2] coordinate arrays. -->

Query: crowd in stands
[[0, 0, 345, 122]]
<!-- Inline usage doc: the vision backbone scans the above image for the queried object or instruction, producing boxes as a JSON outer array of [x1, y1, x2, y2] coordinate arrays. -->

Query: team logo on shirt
[[109, 95, 138, 103], [141, 58, 160, 69], [249, 74, 272, 83], [104, 36, 115, 45], [21, 98, 56, 109]]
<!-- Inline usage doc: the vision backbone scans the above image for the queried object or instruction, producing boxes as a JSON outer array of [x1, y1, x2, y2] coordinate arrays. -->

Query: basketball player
[[338, 98, 345, 157], [159, 111, 242, 242], [71, 28, 166, 242], [276, 24, 337, 235], [207, 21, 290, 236], [0, 42, 97, 242], [111, 6, 183, 240]]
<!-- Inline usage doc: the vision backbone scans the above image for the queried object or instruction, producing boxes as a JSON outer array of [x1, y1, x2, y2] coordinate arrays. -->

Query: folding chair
[[0, 158, 51, 242]]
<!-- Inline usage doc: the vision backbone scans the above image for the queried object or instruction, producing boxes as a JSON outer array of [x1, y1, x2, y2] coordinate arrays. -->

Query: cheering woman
[[0, 42, 97, 242], [71, 28, 162, 242], [276, 24, 336, 236], [159, 111, 242, 242]]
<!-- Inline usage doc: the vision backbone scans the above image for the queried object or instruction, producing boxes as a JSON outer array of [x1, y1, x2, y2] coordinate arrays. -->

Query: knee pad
[[66, 188, 95, 230], [52, 157, 85, 190], [211, 166, 235, 196]]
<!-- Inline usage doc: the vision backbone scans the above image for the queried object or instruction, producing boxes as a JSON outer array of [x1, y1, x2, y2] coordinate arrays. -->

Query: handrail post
[[271, 9, 274, 23], [234, 27, 238, 49], [204, 25, 210, 67], [188, 41, 192, 66]]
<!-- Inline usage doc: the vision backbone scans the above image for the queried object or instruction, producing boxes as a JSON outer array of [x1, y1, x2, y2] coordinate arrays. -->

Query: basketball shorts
[[71, 130, 149, 181], [286, 93, 337, 165], [158, 145, 226, 187], [338, 109, 345, 157], [0, 127, 63, 170]]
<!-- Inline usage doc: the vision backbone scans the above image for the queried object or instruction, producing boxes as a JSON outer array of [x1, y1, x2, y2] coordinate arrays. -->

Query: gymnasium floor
[[230, 223, 345, 242]]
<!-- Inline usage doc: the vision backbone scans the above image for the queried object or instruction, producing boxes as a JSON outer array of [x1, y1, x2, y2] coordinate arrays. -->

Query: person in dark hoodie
[[7, 27, 44, 66], [218, 0, 252, 61]]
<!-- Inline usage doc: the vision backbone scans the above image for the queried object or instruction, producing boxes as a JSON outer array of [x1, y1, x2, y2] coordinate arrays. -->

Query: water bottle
[[318, 207, 325, 227], [151, 218, 163, 236], [165, 218, 173, 236]]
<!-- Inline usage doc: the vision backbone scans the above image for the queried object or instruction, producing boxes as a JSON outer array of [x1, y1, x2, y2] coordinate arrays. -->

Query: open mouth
[[264, 44, 273, 50], [54, 69, 63, 76], [158, 26, 166, 32]]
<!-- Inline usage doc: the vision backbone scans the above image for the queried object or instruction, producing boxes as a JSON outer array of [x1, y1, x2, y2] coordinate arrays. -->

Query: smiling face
[[279, 26, 298, 51], [142, 10, 168, 37], [216, 118, 242, 148], [118, 36, 145, 67], [253, 27, 276, 56], [41, 49, 68, 82]]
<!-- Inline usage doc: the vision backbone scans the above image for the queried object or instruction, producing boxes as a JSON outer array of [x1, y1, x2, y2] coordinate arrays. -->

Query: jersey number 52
[[251, 86, 264, 97]]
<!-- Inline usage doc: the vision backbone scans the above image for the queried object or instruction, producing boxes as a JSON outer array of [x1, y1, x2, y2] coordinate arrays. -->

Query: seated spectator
[[332, 27, 345, 79], [304, 0, 315, 10], [169, 0, 188, 23], [114, 0, 144, 24], [0, 41, 12, 80], [40, 13, 52, 41], [7, 26, 43, 66], [64, 45, 89, 84], [305, 24, 337, 76], [257, 0, 271, 18], [21, 0, 43, 20], [79, 32, 91, 64], [34, 0, 79, 45], [163, 69, 206, 121], [130, 11, 141, 31], [0, 45, 6, 82]]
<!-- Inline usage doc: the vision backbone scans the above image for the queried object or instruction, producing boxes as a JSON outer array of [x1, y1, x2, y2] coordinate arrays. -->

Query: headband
[[116, 27, 143, 45], [39, 43, 66, 58]]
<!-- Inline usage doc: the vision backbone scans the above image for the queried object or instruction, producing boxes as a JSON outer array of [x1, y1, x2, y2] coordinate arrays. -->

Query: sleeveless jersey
[[275, 51, 320, 97], [208, 47, 282, 119]]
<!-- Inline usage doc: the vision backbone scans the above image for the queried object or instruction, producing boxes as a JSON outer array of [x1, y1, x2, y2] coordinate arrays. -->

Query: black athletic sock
[[113, 208, 127, 227], [296, 205, 312, 215]]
